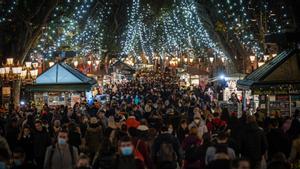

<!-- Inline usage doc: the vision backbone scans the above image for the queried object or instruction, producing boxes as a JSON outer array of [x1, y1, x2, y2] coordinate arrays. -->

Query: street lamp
[[184, 58, 188, 63], [30, 69, 38, 79], [249, 55, 256, 72], [32, 62, 39, 69], [87, 60, 92, 66], [221, 57, 225, 63], [6, 58, 14, 65], [190, 58, 193, 63], [49, 62, 54, 67], [73, 60, 79, 68], [264, 55, 269, 61], [209, 57, 214, 63], [249, 55, 256, 63], [258, 60, 265, 67], [25, 62, 32, 68]]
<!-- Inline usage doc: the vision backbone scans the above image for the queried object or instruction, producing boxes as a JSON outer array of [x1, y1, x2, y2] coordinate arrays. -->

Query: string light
[[23, 0, 290, 63]]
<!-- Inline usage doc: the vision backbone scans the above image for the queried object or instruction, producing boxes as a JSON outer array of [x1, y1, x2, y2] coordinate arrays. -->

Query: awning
[[237, 48, 300, 94], [27, 62, 97, 92]]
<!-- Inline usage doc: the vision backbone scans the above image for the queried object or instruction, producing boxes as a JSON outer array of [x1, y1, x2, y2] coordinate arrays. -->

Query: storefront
[[27, 62, 97, 109], [222, 73, 247, 102], [238, 48, 300, 116], [109, 60, 135, 83], [179, 66, 209, 87]]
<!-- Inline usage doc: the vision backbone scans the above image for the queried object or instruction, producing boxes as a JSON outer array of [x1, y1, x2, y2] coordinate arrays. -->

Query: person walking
[[152, 125, 184, 169], [239, 115, 268, 169], [84, 117, 103, 160], [44, 129, 79, 169], [32, 120, 51, 169]]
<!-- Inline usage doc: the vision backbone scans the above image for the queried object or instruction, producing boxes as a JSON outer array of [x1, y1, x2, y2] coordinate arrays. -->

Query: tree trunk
[[12, 80, 21, 109]]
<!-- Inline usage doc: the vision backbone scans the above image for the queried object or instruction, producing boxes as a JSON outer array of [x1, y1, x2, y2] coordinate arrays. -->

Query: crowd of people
[[0, 71, 300, 169]]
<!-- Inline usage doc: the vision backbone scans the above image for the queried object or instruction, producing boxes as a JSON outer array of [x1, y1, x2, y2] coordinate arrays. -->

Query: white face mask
[[168, 128, 173, 133], [194, 119, 200, 124]]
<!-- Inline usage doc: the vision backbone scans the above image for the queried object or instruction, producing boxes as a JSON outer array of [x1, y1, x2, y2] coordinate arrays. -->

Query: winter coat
[[32, 129, 51, 158], [177, 127, 189, 144], [44, 144, 79, 169], [239, 123, 268, 161], [152, 133, 184, 163], [266, 128, 290, 158], [92, 149, 115, 169], [182, 135, 204, 169], [85, 126, 103, 154], [132, 138, 154, 169], [17, 135, 34, 161], [205, 144, 236, 165], [0, 135, 11, 156]]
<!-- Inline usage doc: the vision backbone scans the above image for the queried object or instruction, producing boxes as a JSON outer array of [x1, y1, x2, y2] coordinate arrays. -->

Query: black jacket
[[17, 135, 34, 161], [177, 127, 189, 144], [267, 128, 290, 158], [239, 123, 268, 161], [152, 133, 183, 162], [32, 129, 51, 158]]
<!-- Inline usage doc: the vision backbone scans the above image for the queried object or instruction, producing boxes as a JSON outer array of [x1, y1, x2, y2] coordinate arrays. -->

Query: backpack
[[157, 142, 177, 162], [48, 144, 75, 168], [185, 144, 201, 162]]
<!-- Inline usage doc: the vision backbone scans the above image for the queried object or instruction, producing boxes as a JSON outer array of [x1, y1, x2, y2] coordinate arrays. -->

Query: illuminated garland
[[0, 0, 17, 24], [213, 0, 263, 57], [24, 0, 292, 63]]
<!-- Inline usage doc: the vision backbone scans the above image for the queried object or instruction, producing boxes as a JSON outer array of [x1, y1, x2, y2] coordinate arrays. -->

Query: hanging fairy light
[[221, 57, 225, 63]]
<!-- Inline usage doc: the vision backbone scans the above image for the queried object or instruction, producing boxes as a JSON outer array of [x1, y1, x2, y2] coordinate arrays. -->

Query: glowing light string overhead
[[119, 0, 227, 62]]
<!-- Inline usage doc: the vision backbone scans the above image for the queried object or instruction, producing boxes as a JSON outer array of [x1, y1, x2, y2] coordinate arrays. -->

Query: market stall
[[237, 48, 300, 116], [27, 62, 97, 109], [109, 60, 135, 83]]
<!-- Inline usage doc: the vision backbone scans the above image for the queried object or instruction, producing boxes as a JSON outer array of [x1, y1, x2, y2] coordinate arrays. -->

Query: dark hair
[[34, 119, 42, 124], [270, 119, 279, 128], [59, 128, 69, 134], [232, 158, 250, 168], [267, 161, 291, 169], [119, 135, 131, 143], [180, 119, 187, 124], [13, 147, 25, 155], [217, 131, 228, 140], [78, 153, 90, 161], [128, 127, 138, 137]]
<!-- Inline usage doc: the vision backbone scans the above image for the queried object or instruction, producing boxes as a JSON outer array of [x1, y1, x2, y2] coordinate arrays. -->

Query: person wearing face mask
[[188, 114, 208, 140], [11, 147, 37, 169], [44, 129, 79, 169], [113, 136, 145, 169]]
